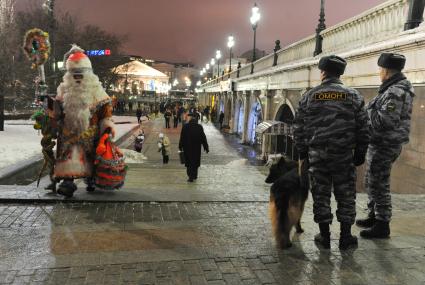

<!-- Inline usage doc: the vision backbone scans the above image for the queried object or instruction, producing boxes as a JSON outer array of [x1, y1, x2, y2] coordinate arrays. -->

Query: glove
[[353, 147, 367, 166], [205, 149, 209, 154]]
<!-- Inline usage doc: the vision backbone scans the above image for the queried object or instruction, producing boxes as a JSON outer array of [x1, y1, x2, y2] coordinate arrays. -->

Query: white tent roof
[[115, 60, 168, 78]]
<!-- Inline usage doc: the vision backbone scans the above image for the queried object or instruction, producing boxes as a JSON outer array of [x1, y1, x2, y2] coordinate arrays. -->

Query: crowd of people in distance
[[132, 102, 211, 182]]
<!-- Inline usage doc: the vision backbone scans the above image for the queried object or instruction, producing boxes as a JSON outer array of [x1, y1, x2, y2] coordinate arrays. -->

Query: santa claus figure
[[54, 45, 115, 197]]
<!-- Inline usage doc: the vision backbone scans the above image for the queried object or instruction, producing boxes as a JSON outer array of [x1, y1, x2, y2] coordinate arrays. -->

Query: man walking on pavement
[[173, 108, 179, 128], [179, 113, 209, 182], [164, 109, 172, 128], [294, 55, 370, 250], [136, 107, 142, 124], [356, 53, 414, 239]]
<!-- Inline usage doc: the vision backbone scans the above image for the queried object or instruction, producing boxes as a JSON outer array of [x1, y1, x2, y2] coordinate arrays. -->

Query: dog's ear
[[278, 157, 286, 166], [265, 158, 274, 167]]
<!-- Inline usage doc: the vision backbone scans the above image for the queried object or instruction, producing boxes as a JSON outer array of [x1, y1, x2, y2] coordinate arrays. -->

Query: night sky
[[16, 0, 386, 65]]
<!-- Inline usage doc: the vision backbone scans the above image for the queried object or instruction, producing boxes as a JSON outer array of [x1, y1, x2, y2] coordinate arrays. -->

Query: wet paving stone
[[0, 119, 424, 285]]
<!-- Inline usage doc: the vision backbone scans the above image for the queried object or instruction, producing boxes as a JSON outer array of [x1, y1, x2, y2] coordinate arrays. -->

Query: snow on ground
[[0, 121, 42, 170], [225, 159, 249, 167], [112, 115, 140, 139], [121, 149, 147, 163], [0, 116, 141, 172]]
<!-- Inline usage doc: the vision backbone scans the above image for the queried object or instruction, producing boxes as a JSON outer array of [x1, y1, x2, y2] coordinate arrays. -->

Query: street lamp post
[[314, 0, 326, 56], [185, 77, 192, 96], [210, 58, 216, 78], [215, 50, 221, 78], [227, 36, 235, 74], [250, 3, 260, 74], [205, 63, 210, 80], [43, 0, 57, 88]]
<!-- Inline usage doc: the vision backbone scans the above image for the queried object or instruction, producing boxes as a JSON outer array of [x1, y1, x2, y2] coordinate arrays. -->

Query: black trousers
[[173, 119, 178, 128], [165, 118, 170, 128], [163, 155, 169, 164], [186, 165, 198, 180]]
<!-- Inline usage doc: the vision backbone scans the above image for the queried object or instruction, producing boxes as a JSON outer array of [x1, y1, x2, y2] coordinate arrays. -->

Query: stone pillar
[[204, 92, 209, 106], [200, 92, 206, 106], [261, 90, 275, 160], [224, 92, 229, 126], [233, 92, 242, 133], [216, 93, 221, 122], [228, 92, 236, 134], [241, 91, 251, 144]]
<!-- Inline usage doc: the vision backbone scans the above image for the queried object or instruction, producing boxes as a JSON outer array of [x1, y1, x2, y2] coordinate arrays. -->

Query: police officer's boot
[[360, 220, 390, 239], [314, 223, 331, 249], [339, 223, 358, 250], [356, 211, 376, 228]]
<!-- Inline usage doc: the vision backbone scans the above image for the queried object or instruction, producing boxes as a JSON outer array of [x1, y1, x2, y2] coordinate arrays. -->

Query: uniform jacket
[[294, 77, 369, 155], [367, 73, 414, 146], [179, 119, 209, 168]]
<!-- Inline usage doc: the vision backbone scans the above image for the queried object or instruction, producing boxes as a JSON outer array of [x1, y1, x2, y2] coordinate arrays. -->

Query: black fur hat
[[318, 55, 347, 76], [378, 53, 406, 71]]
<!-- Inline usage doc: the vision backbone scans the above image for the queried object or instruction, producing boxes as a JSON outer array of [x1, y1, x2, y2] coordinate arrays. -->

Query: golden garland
[[22, 28, 51, 69]]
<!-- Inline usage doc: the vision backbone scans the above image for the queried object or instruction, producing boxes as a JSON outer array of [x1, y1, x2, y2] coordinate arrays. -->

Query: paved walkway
[[0, 117, 424, 284], [0, 118, 269, 202]]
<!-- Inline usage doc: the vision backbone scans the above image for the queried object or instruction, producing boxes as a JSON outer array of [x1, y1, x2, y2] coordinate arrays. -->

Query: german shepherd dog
[[265, 157, 309, 249]]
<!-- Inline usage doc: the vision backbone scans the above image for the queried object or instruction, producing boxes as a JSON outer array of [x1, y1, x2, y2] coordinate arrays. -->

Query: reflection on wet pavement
[[0, 118, 424, 284]]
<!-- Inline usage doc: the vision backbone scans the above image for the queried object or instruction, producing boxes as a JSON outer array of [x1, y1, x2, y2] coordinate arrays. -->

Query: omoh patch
[[314, 92, 347, 100]]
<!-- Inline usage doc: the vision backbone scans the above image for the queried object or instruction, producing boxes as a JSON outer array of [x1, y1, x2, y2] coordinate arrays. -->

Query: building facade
[[112, 60, 170, 109], [198, 0, 425, 194]]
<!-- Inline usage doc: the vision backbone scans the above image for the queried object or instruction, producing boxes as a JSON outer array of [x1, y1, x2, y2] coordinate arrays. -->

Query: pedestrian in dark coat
[[164, 109, 171, 128], [179, 114, 209, 182], [173, 109, 179, 128], [136, 108, 142, 124]]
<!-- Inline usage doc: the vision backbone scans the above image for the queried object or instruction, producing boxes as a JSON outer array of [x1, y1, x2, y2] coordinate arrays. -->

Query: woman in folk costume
[[54, 45, 115, 198]]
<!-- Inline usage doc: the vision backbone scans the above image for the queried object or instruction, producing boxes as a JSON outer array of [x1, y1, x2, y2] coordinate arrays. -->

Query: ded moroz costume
[[54, 45, 115, 197]]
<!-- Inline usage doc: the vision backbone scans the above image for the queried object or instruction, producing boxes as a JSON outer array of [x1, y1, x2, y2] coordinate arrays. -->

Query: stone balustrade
[[276, 35, 316, 65], [321, 0, 409, 54], [200, 0, 418, 90]]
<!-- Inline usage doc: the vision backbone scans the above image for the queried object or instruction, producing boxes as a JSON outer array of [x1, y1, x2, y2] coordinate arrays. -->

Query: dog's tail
[[270, 183, 292, 248], [273, 186, 291, 231]]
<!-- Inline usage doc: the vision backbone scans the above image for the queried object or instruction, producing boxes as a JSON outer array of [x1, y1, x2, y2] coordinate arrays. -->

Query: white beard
[[58, 72, 109, 135]]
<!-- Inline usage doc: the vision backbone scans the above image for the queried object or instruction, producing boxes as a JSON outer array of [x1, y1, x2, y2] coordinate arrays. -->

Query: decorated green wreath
[[23, 28, 51, 69]]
